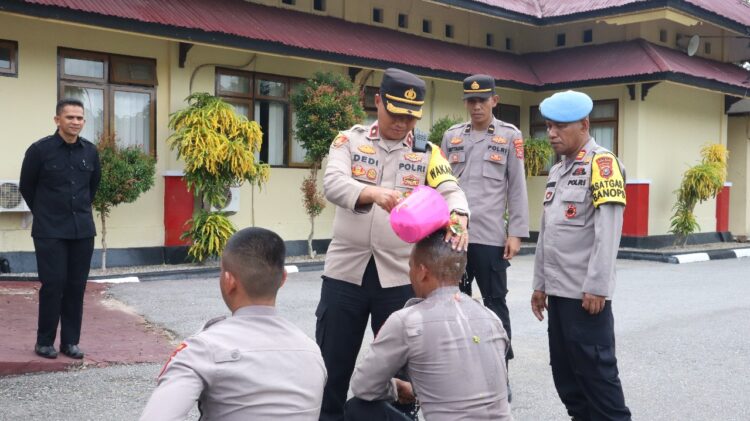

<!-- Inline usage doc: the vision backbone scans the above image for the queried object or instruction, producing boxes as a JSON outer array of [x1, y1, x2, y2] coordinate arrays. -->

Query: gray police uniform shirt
[[323, 122, 469, 288], [140, 306, 327, 421], [350, 286, 512, 420], [532, 138, 626, 299], [441, 118, 529, 247]]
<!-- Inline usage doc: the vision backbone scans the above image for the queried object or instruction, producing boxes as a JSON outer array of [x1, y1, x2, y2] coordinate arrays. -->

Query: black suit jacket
[[19, 132, 101, 239]]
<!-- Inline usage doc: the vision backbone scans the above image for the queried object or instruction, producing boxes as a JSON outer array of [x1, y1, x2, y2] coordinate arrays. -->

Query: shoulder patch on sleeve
[[591, 153, 626, 208], [332, 132, 349, 148], [426, 145, 457, 188], [158, 342, 188, 378]]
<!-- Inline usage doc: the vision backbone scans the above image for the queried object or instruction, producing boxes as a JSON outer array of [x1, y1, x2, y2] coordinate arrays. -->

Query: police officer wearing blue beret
[[531, 91, 631, 420]]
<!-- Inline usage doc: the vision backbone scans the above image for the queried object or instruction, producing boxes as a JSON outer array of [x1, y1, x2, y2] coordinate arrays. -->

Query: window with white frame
[[215, 68, 307, 167], [530, 99, 618, 173], [58, 48, 156, 155]]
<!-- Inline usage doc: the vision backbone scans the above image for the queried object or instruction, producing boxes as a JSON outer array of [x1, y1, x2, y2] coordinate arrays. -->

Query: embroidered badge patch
[[572, 166, 587, 176], [366, 168, 377, 180], [490, 153, 503, 162], [575, 149, 587, 161], [332, 134, 348, 148], [596, 156, 613, 179], [352, 165, 365, 177], [591, 153, 626, 208], [513, 138, 524, 159], [402, 174, 419, 186], [404, 152, 423, 162], [492, 135, 507, 144], [450, 137, 463, 145], [450, 154, 460, 163], [565, 204, 577, 219], [545, 191, 553, 200], [358, 145, 376, 155]]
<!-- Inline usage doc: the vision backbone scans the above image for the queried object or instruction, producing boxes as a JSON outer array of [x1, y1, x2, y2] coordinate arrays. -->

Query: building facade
[[0, 0, 748, 270]]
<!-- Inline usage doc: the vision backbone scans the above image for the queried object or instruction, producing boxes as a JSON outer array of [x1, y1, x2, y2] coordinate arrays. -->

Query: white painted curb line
[[90, 276, 140, 284], [285, 265, 299, 274], [733, 249, 750, 259], [674, 253, 710, 264]]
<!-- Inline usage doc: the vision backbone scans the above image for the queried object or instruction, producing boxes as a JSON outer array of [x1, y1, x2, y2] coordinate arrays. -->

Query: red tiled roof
[[18, 0, 540, 87], [461, 0, 750, 27], [8, 0, 750, 95], [526, 39, 750, 91]]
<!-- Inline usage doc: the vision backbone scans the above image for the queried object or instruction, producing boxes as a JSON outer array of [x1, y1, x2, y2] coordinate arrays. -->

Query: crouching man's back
[[140, 228, 327, 421], [348, 230, 512, 421]]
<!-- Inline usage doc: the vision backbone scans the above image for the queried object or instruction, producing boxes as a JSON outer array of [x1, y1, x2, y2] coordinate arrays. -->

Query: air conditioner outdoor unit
[[211, 186, 240, 214], [0, 180, 30, 212]]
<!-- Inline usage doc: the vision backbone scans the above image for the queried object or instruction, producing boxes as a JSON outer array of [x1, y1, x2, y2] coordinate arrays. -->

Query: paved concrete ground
[[1, 256, 749, 420], [0, 282, 173, 376]]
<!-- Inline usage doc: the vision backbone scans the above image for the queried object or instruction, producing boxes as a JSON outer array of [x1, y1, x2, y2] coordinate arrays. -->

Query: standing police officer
[[531, 90, 631, 420], [441, 75, 529, 368], [20, 98, 101, 360], [318, 68, 469, 421]]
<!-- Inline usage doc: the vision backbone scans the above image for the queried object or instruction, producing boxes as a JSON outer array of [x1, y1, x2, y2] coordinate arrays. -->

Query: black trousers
[[316, 258, 415, 421], [34, 237, 95, 347], [343, 398, 411, 421], [460, 243, 514, 360], [547, 296, 631, 421]]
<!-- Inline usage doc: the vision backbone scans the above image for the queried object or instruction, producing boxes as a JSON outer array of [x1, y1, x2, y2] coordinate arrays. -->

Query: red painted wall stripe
[[164, 175, 194, 246], [716, 184, 731, 232]]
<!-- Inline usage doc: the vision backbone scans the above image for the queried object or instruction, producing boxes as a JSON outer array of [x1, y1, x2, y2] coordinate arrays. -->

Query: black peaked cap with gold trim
[[380, 68, 425, 119], [463, 74, 495, 99]]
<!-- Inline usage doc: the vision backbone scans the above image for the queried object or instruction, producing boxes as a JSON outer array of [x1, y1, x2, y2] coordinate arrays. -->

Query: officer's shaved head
[[222, 227, 286, 299], [412, 230, 466, 284]]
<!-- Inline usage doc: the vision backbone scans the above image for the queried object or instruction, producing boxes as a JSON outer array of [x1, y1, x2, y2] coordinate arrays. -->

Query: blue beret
[[539, 90, 593, 123]]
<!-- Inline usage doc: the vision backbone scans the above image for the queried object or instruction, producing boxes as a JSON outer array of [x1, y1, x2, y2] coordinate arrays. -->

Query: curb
[[0, 261, 326, 283], [618, 247, 750, 264]]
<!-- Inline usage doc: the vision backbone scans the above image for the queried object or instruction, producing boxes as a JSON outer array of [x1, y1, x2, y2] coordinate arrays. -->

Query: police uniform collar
[[564, 137, 598, 169], [463, 121, 496, 135], [427, 285, 461, 298], [366, 122, 379, 140], [233, 305, 277, 317]]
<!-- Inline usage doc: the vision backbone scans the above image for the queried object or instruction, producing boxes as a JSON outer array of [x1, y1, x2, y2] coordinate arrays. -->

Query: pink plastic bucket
[[389, 185, 450, 243]]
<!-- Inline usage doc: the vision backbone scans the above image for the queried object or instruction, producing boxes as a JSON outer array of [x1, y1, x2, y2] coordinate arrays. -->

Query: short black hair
[[222, 227, 286, 299], [412, 229, 466, 284], [56, 98, 85, 116]]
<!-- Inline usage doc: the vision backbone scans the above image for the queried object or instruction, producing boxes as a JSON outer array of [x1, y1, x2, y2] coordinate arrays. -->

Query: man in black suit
[[20, 98, 101, 359]]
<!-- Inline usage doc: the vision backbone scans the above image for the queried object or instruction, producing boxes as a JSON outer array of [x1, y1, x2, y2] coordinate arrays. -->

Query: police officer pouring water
[[531, 90, 631, 421], [440, 75, 529, 376], [317, 68, 469, 421]]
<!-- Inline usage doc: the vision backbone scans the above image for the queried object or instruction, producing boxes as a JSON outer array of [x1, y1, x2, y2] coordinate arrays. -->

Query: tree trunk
[[307, 164, 319, 259], [100, 212, 107, 271], [308, 214, 316, 258]]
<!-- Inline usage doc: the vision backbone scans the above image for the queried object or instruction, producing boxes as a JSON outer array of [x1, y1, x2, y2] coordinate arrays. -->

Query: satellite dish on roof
[[687, 35, 700, 56], [677, 34, 701, 56]]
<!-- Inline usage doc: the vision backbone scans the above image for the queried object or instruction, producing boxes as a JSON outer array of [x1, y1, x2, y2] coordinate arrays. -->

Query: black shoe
[[34, 344, 58, 359], [60, 344, 84, 359]]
